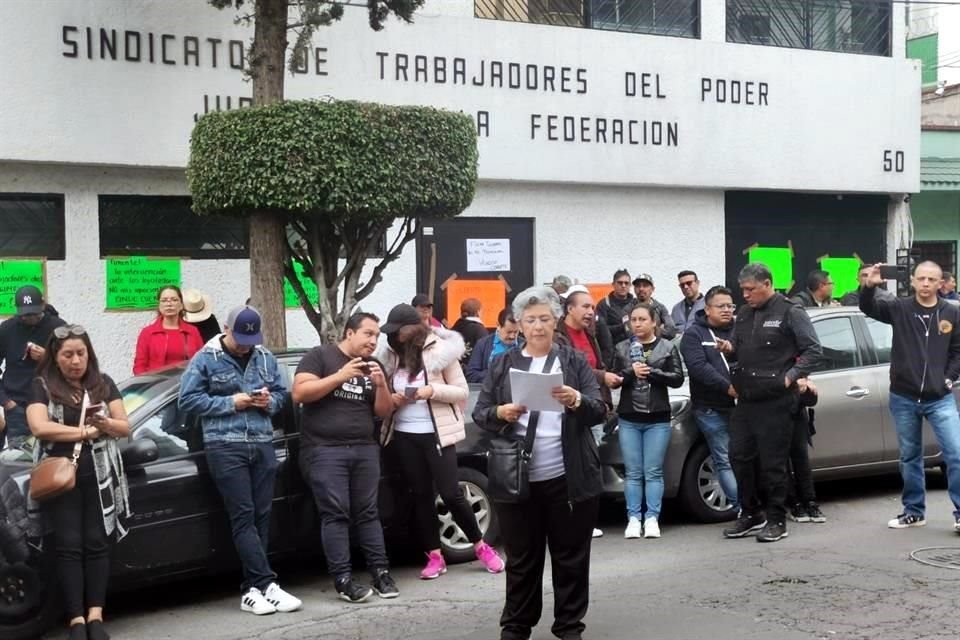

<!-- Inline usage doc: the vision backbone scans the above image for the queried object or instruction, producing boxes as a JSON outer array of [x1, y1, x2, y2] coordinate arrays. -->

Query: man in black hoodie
[[0, 286, 66, 449], [679, 285, 739, 512], [860, 261, 960, 532]]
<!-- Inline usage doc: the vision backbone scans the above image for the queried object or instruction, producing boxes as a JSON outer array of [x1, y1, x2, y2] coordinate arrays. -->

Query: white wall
[[0, 0, 920, 193], [0, 162, 721, 376]]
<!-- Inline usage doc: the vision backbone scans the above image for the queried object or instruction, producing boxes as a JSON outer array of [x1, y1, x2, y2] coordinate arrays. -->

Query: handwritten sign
[[0, 259, 45, 315], [820, 257, 862, 299], [445, 279, 506, 328], [284, 261, 319, 308], [105, 257, 181, 310], [466, 238, 511, 272], [747, 246, 793, 291]]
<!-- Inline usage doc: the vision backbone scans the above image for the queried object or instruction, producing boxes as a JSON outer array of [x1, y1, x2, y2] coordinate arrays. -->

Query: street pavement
[[64, 474, 960, 640]]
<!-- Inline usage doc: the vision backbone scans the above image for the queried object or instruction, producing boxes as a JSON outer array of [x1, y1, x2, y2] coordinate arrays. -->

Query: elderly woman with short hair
[[473, 287, 606, 640]]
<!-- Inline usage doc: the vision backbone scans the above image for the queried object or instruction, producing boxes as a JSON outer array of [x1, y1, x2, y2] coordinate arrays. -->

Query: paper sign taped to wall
[[105, 257, 181, 311], [0, 259, 45, 315], [284, 261, 319, 309], [445, 279, 506, 328], [585, 284, 613, 305], [747, 247, 793, 291], [819, 257, 862, 299], [466, 238, 510, 272]]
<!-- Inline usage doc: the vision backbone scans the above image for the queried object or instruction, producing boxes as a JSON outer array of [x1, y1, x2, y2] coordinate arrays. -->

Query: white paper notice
[[509, 368, 564, 413], [466, 238, 510, 272]]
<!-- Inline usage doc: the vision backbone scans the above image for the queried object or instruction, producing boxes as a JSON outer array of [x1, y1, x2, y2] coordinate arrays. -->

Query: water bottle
[[629, 337, 645, 363]]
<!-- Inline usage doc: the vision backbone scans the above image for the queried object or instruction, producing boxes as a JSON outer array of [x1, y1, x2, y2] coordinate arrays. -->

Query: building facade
[[0, 0, 918, 375]]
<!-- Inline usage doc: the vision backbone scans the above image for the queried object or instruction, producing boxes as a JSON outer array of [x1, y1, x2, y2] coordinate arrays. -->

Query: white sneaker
[[624, 517, 642, 539], [592, 528, 604, 538], [643, 517, 661, 539], [241, 588, 277, 615], [264, 582, 302, 613]]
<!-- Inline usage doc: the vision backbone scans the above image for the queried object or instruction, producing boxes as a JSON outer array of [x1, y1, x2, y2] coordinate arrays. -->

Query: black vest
[[731, 294, 798, 401]]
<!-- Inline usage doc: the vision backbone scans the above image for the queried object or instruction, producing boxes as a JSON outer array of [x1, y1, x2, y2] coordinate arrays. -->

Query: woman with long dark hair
[[377, 304, 504, 579], [133, 285, 203, 375], [27, 325, 130, 640], [607, 303, 684, 539]]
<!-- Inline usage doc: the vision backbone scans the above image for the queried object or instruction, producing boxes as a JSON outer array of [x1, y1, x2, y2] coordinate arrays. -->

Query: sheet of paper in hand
[[509, 368, 565, 413]]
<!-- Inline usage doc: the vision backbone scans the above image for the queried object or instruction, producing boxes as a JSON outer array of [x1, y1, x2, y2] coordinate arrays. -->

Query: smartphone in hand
[[879, 264, 906, 280], [404, 386, 418, 400]]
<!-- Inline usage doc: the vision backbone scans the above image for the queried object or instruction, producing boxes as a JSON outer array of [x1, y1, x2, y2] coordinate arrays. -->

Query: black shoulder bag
[[486, 351, 558, 503]]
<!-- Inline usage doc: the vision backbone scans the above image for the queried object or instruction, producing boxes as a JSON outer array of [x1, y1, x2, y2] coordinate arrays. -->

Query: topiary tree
[[188, 99, 478, 343], [208, 0, 427, 349]]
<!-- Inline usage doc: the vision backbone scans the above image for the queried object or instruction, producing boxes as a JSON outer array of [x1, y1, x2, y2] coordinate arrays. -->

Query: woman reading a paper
[[27, 325, 130, 640], [473, 286, 606, 640]]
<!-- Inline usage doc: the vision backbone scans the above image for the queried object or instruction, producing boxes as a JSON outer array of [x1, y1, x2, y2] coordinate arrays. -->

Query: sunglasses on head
[[53, 325, 87, 340]]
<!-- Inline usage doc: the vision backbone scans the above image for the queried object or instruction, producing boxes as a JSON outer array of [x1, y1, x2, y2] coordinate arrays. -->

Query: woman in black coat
[[473, 286, 606, 640]]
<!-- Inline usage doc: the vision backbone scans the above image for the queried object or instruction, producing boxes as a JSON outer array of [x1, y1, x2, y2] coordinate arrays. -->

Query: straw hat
[[183, 288, 214, 323]]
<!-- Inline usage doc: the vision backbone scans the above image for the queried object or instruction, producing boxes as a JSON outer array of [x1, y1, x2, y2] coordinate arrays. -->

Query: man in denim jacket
[[179, 305, 301, 616]]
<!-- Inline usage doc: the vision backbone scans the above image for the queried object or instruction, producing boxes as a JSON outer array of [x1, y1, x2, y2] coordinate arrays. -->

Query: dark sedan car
[[0, 351, 497, 640]]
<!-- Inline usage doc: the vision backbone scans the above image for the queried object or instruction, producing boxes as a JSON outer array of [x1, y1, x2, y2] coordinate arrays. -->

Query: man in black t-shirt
[[292, 312, 397, 603]]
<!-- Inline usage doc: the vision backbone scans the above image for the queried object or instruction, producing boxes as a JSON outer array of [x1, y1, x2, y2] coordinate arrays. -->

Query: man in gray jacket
[[670, 270, 706, 334]]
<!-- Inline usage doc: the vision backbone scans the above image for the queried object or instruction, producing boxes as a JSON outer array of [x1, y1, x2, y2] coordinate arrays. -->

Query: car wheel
[[0, 556, 61, 640], [680, 442, 737, 523], [436, 467, 500, 564]]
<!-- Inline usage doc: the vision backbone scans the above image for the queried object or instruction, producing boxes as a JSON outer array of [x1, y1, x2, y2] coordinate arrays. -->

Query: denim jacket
[[178, 336, 288, 444]]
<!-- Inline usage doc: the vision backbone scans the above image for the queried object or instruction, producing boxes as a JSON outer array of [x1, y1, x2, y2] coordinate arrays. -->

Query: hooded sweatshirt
[[0, 306, 67, 406], [860, 286, 960, 401]]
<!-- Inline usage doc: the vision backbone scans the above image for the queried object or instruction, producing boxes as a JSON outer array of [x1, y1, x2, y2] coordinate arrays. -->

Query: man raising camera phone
[[860, 261, 960, 533]]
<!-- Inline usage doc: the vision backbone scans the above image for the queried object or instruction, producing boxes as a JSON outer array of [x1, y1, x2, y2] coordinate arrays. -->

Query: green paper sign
[[0, 260, 45, 315], [820, 257, 862, 299], [747, 247, 793, 291], [105, 257, 181, 310], [284, 261, 318, 308]]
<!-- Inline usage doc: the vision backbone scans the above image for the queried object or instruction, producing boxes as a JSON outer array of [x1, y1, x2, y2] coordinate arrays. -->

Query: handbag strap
[[519, 349, 559, 457]]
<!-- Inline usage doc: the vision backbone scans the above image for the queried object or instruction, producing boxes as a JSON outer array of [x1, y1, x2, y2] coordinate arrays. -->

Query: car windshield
[[118, 372, 181, 418]]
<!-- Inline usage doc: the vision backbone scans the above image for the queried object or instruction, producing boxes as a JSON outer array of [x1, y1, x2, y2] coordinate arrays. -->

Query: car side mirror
[[122, 438, 159, 466]]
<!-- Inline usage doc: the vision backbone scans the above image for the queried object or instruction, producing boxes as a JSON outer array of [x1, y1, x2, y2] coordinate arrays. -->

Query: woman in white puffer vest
[[377, 303, 505, 580]]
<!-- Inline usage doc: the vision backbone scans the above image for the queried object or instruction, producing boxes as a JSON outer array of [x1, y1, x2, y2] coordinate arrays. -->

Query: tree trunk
[[248, 0, 288, 349]]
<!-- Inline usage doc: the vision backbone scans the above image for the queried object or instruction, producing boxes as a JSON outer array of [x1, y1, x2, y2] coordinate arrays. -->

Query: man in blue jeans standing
[[860, 261, 960, 531], [179, 305, 301, 615], [292, 312, 398, 603], [679, 285, 739, 513]]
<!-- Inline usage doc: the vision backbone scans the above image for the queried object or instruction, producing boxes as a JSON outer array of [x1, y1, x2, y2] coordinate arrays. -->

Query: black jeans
[[46, 452, 110, 619], [494, 476, 599, 640], [729, 393, 796, 523], [206, 441, 278, 592], [786, 412, 816, 505], [299, 444, 389, 579], [391, 431, 482, 551]]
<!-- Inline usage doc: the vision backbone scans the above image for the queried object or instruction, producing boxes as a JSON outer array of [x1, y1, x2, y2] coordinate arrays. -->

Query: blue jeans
[[889, 392, 960, 519], [618, 418, 672, 519], [206, 441, 278, 592], [692, 407, 739, 511]]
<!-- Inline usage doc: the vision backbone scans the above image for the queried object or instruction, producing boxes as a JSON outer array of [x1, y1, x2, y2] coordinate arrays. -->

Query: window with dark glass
[[0, 194, 66, 260], [98, 195, 249, 259], [812, 317, 861, 371], [475, 0, 700, 38], [726, 0, 891, 56]]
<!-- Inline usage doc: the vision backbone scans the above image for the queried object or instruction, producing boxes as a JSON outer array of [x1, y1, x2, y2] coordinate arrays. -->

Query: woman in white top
[[473, 287, 607, 640]]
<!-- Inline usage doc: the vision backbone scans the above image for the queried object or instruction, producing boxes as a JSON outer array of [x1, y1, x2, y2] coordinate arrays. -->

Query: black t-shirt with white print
[[296, 344, 378, 448]]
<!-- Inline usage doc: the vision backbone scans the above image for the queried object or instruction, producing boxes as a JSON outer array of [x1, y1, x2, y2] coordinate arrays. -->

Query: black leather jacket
[[472, 345, 606, 503], [611, 337, 684, 415]]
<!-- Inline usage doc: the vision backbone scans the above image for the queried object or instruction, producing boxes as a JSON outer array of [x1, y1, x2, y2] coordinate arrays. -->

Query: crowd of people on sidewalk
[[4, 256, 960, 640]]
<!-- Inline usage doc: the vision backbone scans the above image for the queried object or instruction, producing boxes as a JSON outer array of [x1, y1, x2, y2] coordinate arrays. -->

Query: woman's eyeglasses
[[53, 325, 88, 339]]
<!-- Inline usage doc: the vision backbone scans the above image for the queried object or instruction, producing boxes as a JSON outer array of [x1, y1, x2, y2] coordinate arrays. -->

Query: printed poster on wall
[[0, 259, 45, 315], [466, 239, 510, 272], [105, 256, 181, 311], [284, 261, 319, 309]]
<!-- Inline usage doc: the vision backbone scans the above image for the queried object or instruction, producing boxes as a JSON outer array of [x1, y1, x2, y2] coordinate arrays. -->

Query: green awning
[[921, 158, 960, 190]]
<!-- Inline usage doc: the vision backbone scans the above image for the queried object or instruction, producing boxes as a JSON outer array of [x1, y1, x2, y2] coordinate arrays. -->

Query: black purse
[[486, 352, 557, 503]]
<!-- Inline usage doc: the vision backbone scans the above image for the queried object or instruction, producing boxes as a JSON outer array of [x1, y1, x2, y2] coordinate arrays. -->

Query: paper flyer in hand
[[509, 368, 565, 413]]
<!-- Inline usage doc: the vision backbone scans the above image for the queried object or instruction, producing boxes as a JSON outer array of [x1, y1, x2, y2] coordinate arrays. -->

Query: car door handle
[[846, 387, 870, 398]]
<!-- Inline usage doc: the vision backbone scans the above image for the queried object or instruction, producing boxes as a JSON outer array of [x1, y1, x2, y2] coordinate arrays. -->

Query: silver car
[[598, 306, 948, 522]]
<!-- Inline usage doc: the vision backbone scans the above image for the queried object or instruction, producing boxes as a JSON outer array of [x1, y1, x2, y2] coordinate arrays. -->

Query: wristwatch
[[570, 391, 582, 410]]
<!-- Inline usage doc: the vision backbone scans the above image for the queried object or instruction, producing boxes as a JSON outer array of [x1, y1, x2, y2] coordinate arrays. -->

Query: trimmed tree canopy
[[187, 99, 478, 221]]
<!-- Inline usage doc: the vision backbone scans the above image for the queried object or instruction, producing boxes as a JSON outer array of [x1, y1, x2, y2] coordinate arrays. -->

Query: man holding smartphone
[[860, 261, 960, 532], [179, 305, 301, 616]]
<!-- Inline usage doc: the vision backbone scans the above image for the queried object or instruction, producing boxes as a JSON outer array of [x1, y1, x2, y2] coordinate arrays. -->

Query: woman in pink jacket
[[377, 304, 504, 580]]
